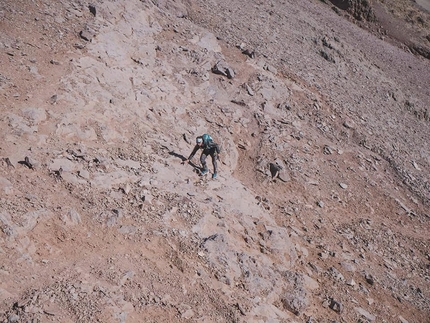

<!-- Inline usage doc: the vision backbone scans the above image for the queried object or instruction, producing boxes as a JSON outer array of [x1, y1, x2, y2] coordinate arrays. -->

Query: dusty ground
[[0, 0, 429, 322]]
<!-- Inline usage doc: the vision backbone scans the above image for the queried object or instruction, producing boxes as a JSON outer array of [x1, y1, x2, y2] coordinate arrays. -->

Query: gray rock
[[320, 50, 335, 63], [118, 225, 137, 234], [399, 316, 409, 323], [365, 272, 375, 285], [226, 67, 235, 79], [277, 171, 290, 182], [89, 4, 96, 16], [346, 278, 356, 286], [21, 107, 47, 124], [323, 145, 333, 154], [241, 48, 255, 58], [264, 63, 277, 74], [181, 309, 195, 319], [329, 299, 343, 313], [245, 83, 254, 96], [319, 252, 329, 259], [354, 307, 376, 321], [62, 208, 82, 226], [329, 267, 345, 281], [340, 262, 356, 272], [269, 162, 281, 178], [0, 177, 13, 195], [339, 183, 348, 189], [8, 314, 19, 323], [116, 159, 141, 169], [212, 61, 235, 79], [280, 271, 308, 315], [79, 30, 93, 41], [343, 119, 355, 129], [78, 169, 90, 179]]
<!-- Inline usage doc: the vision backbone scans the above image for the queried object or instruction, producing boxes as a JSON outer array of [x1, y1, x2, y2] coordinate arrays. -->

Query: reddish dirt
[[0, 0, 429, 322]]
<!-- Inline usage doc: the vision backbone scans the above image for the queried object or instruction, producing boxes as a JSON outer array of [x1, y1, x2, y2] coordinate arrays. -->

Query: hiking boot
[[200, 169, 208, 176], [212, 173, 217, 179]]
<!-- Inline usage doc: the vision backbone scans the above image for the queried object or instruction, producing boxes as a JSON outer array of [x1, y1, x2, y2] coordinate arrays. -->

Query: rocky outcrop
[[328, 0, 375, 21]]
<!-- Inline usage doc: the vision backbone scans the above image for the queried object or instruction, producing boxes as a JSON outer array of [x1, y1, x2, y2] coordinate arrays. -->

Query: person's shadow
[[169, 151, 202, 172]]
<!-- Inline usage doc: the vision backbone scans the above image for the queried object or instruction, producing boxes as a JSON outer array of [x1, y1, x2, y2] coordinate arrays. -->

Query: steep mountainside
[[0, 0, 429, 322]]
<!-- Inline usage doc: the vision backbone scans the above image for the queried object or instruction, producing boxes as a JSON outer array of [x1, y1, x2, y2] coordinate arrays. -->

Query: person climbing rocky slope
[[0, 0, 428, 322]]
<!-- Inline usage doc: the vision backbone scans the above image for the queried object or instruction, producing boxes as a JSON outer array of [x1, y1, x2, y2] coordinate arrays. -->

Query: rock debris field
[[0, 0, 429, 322]]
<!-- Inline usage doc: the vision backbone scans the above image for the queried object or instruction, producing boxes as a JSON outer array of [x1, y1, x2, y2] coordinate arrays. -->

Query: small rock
[[212, 61, 227, 77], [354, 307, 376, 321], [245, 83, 254, 96], [343, 119, 355, 129], [399, 316, 409, 323], [181, 309, 194, 319], [79, 30, 93, 41], [225, 67, 235, 79], [264, 63, 277, 74], [277, 171, 290, 183], [119, 271, 134, 286], [68, 8, 83, 17], [62, 208, 82, 225], [8, 314, 19, 323], [183, 133, 191, 144], [365, 272, 374, 285], [318, 252, 328, 259], [241, 48, 255, 58], [3, 158, 14, 168], [269, 162, 281, 178], [322, 299, 330, 308], [212, 61, 235, 79], [50, 94, 58, 104], [89, 4, 96, 16], [329, 267, 344, 281], [320, 50, 335, 63], [346, 278, 356, 286], [360, 285, 370, 294], [235, 303, 246, 315], [78, 169, 90, 179], [339, 183, 348, 189], [340, 262, 356, 272], [329, 299, 343, 313], [122, 183, 132, 195], [323, 145, 333, 154]]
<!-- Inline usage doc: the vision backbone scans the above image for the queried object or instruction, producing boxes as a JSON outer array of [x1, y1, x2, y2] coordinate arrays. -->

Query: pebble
[[354, 307, 376, 321], [329, 267, 344, 281], [78, 169, 90, 179], [346, 278, 356, 286], [340, 262, 356, 272], [329, 299, 343, 313], [365, 272, 375, 285], [318, 252, 328, 259], [399, 316, 409, 323], [339, 183, 348, 189]]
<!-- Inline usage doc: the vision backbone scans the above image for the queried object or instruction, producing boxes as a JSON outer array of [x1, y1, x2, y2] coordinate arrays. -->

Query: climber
[[182, 134, 220, 179]]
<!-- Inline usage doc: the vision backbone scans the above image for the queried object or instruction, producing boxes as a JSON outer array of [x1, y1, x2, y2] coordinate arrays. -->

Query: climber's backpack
[[202, 134, 213, 146]]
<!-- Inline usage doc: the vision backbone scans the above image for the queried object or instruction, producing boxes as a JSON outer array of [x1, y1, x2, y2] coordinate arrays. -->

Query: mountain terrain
[[0, 0, 429, 322]]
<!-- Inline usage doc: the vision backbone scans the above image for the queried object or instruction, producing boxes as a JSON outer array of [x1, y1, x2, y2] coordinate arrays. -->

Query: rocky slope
[[0, 0, 429, 322]]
